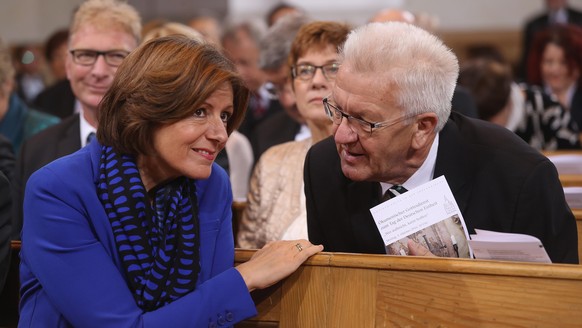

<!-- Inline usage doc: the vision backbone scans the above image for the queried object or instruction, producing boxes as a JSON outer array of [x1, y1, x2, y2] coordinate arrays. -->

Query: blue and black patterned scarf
[[97, 145, 200, 311]]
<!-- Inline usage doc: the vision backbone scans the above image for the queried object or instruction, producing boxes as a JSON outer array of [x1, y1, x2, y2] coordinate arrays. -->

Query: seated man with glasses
[[304, 22, 578, 264], [12, 0, 141, 239]]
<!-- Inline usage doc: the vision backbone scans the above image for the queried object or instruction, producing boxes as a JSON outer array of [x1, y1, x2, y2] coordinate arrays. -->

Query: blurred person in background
[[521, 0, 582, 80], [265, 2, 304, 27], [12, 0, 141, 239], [33, 28, 76, 119], [459, 57, 580, 150], [251, 12, 313, 162], [0, 134, 13, 296], [187, 12, 223, 47], [12, 44, 47, 106], [43, 28, 70, 83], [238, 21, 350, 248], [0, 134, 14, 181], [369, 8, 416, 24], [221, 21, 284, 139], [526, 23, 582, 141], [142, 21, 204, 42], [0, 169, 10, 295], [0, 38, 59, 155], [0, 132, 13, 303]]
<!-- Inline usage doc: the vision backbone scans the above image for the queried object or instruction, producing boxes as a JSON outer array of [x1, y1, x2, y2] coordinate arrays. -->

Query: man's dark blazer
[[304, 111, 578, 264], [451, 85, 478, 118], [569, 86, 582, 130], [238, 98, 284, 140], [0, 134, 15, 183], [12, 114, 81, 239], [32, 79, 76, 119], [250, 110, 302, 162], [0, 170, 11, 293]]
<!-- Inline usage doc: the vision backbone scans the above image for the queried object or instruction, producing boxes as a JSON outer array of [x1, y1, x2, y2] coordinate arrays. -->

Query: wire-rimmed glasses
[[323, 97, 414, 135]]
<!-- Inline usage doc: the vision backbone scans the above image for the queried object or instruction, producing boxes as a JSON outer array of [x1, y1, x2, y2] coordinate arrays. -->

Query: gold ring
[[295, 243, 303, 252]]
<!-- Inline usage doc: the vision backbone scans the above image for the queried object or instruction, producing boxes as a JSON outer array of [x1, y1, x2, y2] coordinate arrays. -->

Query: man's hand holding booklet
[[370, 176, 552, 263]]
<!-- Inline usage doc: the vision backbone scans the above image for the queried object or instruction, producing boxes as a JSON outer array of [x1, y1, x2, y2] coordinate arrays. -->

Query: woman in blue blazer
[[18, 35, 321, 327]]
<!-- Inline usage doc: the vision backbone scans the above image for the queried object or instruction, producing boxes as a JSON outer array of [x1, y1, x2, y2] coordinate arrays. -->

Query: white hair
[[340, 22, 458, 131]]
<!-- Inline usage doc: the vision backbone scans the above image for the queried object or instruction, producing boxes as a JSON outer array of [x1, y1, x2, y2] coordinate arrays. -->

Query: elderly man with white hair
[[304, 22, 578, 264]]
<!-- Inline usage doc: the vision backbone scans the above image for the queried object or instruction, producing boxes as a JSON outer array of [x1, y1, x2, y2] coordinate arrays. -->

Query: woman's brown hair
[[288, 21, 351, 69], [526, 24, 582, 86], [97, 35, 249, 155]]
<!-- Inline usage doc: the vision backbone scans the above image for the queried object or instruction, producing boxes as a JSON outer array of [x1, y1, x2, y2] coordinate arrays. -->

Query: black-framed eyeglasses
[[323, 97, 414, 135], [69, 49, 130, 67], [292, 63, 339, 81]]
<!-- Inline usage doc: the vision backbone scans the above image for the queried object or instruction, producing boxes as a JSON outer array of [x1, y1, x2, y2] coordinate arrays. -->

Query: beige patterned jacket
[[237, 138, 312, 248]]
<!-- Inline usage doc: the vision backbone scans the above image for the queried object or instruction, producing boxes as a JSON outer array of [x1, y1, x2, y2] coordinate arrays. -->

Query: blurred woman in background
[[526, 23, 582, 140], [238, 21, 350, 248]]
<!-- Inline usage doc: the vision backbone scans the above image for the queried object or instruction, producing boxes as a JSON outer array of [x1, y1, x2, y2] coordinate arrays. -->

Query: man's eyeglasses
[[292, 63, 339, 81], [69, 49, 130, 67], [323, 97, 413, 135]]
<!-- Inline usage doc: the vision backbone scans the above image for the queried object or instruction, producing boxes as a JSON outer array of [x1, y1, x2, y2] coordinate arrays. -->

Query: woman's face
[[541, 42, 580, 93], [149, 82, 233, 181], [292, 45, 339, 126]]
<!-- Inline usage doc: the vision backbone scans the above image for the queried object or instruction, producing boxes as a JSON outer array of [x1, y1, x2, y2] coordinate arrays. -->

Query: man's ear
[[411, 113, 438, 150]]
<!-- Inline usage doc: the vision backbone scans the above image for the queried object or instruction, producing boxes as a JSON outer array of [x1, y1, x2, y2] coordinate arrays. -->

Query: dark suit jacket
[[32, 79, 76, 119], [238, 98, 284, 140], [250, 110, 302, 162], [570, 86, 582, 130], [12, 114, 81, 239], [0, 170, 11, 293], [452, 85, 478, 118], [0, 134, 15, 183], [304, 112, 578, 264]]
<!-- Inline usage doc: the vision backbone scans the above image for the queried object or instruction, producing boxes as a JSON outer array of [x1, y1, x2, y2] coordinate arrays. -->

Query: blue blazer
[[19, 140, 256, 327]]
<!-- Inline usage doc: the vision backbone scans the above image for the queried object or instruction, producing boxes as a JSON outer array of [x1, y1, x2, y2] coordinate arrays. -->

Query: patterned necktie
[[381, 184, 408, 202]]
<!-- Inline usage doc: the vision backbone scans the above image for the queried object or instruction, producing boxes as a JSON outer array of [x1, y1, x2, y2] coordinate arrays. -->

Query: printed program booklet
[[370, 176, 472, 258], [370, 176, 552, 263]]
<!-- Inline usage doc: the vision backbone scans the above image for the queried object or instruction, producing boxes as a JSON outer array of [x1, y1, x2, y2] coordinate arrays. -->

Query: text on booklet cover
[[370, 176, 472, 258]]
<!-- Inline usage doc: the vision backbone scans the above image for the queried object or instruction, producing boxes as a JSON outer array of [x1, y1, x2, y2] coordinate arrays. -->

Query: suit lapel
[[434, 115, 474, 219]]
